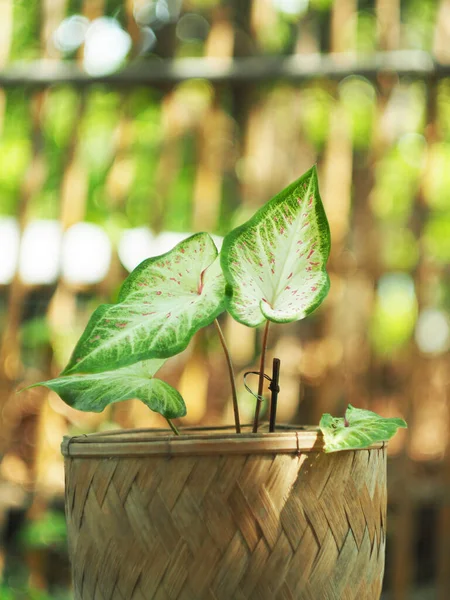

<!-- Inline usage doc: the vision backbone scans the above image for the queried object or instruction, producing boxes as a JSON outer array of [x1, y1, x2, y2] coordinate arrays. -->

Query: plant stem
[[214, 318, 241, 433], [269, 358, 281, 433], [167, 419, 180, 435], [253, 320, 270, 433]]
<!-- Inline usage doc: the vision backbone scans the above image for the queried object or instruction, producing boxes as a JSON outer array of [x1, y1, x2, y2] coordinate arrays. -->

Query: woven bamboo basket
[[61, 426, 387, 600]]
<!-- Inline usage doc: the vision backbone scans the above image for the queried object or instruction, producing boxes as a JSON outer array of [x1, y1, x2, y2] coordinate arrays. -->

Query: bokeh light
[[371, 273, 418, 355], [415, 308, 450, 355], [138, 26, 158, 54], [176, 14, 210, 42], [62, 222, 112, 285], [83, 18, 132, 76], [53, 15, 89, 53], [272, 0, 309, 16], [19, 220, 62, 285], [133, 0, 180, 28], [118, 227, 155, 272]]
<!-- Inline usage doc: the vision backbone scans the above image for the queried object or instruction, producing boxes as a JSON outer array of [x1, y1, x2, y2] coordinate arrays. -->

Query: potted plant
[[30, 166, 406, 599]]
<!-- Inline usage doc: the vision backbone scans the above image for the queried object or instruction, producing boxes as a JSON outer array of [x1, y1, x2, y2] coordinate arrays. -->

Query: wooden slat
[[376, 0, 401, 51], [331, 0, 357, 53], [0, 51, 448, 88]]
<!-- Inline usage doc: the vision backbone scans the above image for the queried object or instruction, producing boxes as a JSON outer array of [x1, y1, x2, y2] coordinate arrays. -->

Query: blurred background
[[0, 0, 449, 598]]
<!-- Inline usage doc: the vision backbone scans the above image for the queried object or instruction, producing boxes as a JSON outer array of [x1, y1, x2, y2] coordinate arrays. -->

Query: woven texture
[[64, 443, 386, 600]]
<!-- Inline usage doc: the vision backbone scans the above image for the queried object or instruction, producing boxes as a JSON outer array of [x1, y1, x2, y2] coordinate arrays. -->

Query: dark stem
[[214, 318, 241, 433], [269, 358, 281, 432], [167, 419, 180, 435], [253, 320, 270, 433]]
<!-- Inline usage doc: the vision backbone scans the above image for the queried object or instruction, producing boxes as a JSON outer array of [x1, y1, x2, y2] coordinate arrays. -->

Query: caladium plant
[[320, 405, 407, 453], [28, 359, 185, 421], [63, 232, 226, 375], [31, 165, 406, 451], [221, 164, 330, 327]]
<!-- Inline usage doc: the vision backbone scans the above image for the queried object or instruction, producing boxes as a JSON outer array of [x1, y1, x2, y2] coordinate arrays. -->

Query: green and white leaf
[[221, 165, 330, 327], [30, 359, 186, 418], [320, 405, 407, 453], [63, 233, 226, 375]]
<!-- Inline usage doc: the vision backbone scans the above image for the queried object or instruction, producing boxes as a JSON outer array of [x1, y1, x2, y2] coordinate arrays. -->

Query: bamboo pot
[[61, 426, 387, 600]]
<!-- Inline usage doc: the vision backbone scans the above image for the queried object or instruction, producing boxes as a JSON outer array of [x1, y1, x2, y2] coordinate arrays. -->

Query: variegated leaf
[[31, 359, 186, 418], [320, 405, 407, 453], [63, 233, 225, 375], [221, 165, 330, 327]]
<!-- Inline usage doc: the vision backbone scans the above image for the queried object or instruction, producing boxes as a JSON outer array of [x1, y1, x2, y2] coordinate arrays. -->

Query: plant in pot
[[30, 166, 406, 599]]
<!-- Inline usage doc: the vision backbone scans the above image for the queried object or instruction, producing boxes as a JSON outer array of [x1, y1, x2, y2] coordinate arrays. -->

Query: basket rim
[[61, 424, 386, 458]]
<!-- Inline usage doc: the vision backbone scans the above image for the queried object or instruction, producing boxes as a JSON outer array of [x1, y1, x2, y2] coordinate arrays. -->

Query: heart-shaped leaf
[[320, 405, 407, 453], [30, 359, 186, 418], [221, 165, 330, 327], [63, 233, 226, 375]]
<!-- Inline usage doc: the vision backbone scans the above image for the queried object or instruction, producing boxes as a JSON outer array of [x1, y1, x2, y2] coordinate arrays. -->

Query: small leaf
[[320, 404, 407, 453], [63, 233, 225, 375], [30, 359, 186, 419], [221, 165, 330, 327]]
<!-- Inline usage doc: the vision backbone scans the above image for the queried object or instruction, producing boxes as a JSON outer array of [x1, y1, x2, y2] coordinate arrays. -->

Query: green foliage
[[20, 511, 67, 550], [43, 88, 80, 149], [356, 11, 377, 53], [403, 0, 439, 51], [20, 317, 53, 371], [221, 166, 330, 327], [188, 0, 220, 8], [320, 405, 407, 453], [424, 143, 450, 210], [0, 585, 15, 599], [0, 585, 72, 600], [310, 0, 334, 10], [176, 41, 206, 59], [28, 88, 79, 220], [339, 77, 376, 150], [78, 90, 122, 222], [370, 273, 418, 355], [28, 165, 405, 445], [20, 317, 51, 349], [2, 90, 32, 138], [256, 15, 293, 54], [217, 175, 242, 236], [125, 90, 164, 227], [0, 138, 31, 214], [33, 360, 186, 418], [437, 81, 450, 141], [10, 0, 40, 60], [0, 91, 32, 215], [371, 145, 422, 223], [300, 87, 333, 150], [380, 227, 419, 271], [163, 138, 196, 232], [104, 0, 128, 24], [27, 89, 80, 220], [424, 215, 450, 264], [62, 233, 225, 374]]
